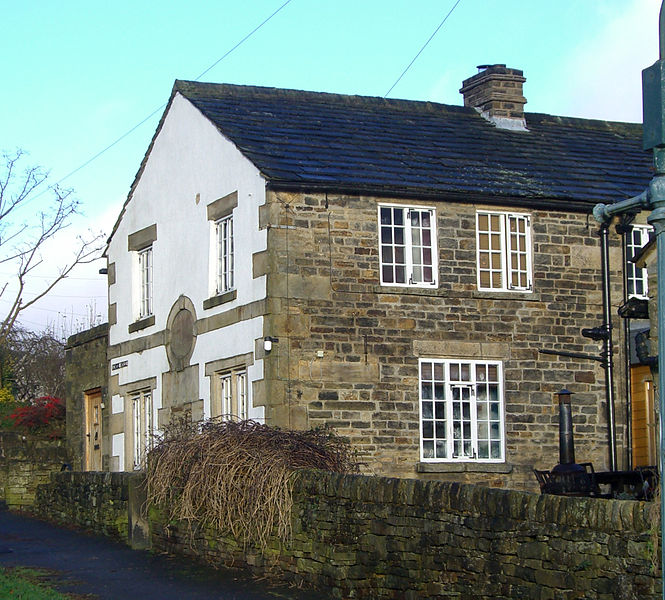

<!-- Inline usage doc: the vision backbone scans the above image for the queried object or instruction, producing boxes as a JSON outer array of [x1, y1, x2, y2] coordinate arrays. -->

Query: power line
[[384, 0, 463, 98], [26, 0, 294, 205], [194, 0, 293, 81]]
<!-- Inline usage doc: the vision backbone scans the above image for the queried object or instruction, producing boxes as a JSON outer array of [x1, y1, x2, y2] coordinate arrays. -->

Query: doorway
[[84, 389, 103, 471]]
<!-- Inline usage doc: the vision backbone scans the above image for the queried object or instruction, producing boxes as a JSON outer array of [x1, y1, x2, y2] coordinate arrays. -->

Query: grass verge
[[0, 567, 73, 599]]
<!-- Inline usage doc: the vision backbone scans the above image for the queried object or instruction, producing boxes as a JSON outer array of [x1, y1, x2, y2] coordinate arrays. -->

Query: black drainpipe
[[599, 222, 618, 471], [616, 218, 633, 470]]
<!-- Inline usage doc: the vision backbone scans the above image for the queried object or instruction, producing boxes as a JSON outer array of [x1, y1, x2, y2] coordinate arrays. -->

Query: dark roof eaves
[[265, 181, 596, 213]]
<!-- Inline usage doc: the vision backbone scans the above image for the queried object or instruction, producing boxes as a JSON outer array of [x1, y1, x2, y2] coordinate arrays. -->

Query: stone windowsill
[[372, 285, 441, 297], [373, 285, 540, 302], [417, 462, 513, 474], [472, 289, 540, 302], [203, 289, 237, 310], [128, 315, 155, 334]]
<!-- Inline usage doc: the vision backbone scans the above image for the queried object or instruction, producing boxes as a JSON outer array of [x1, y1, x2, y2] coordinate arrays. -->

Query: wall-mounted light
[[264, 336, 279, 353]]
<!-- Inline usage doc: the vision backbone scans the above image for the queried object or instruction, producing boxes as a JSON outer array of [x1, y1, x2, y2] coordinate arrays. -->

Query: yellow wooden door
[[84, 389, 103, 471], [631, 365, 657, 467]]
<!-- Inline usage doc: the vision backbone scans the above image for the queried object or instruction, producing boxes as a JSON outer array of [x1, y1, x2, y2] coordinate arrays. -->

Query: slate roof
[[174, 80, 653, 211]]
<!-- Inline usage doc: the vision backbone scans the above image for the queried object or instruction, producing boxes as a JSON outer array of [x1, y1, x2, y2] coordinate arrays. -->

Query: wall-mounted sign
[[111, 360, 128, 371]]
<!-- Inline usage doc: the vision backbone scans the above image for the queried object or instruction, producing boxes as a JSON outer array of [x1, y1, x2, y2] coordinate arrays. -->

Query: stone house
[[67, 64, 654, 491]]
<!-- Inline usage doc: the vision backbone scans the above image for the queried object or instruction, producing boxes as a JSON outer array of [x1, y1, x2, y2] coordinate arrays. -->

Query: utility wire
[[28, 0, 294, 204], [384, 0, 463, 98], [194, 0, 293, 81]]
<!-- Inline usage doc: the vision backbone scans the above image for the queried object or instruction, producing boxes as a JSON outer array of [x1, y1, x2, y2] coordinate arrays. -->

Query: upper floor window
[[627, 224, 651, 299], [476, 211, 532, 292], [127, 224, 157, 325], [138, 246, 153, 318], [379, 205, 437, 287], [216, 215, 234, 294], [419, 359, 504, 462]]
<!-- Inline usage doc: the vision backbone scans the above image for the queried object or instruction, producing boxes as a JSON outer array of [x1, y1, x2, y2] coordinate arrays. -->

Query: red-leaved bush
[[8, 396, 65, 431]]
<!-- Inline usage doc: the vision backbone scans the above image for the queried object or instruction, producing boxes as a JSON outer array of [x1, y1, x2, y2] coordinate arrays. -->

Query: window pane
[[422, 401, 433, 419], [491, 442, 501, 459], [421, 383, 432, 400], [435, 403, 446, 419], [421, 362, 432, 379], [435, 440, 447, 459], [478, 441, 489, 459], [423, 421, 433, 438], [423, 441, 434, 458]]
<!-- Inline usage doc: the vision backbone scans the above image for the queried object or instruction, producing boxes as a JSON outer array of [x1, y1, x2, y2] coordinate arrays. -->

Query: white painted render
[[107, 92, 268, 470], [111, 394, 123, 415], [111, 433, 124, 473]]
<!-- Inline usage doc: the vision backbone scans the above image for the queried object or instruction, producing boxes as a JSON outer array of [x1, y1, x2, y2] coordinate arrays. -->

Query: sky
[[1, 0, 662, 336]]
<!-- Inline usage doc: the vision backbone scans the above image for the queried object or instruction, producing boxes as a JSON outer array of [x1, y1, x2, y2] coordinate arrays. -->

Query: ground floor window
[[419, 359, 504, 462], [217, 369, 248, 421], [132, 390, 153, 470]]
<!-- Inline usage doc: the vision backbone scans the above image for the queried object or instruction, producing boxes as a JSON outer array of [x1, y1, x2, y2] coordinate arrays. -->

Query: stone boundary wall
[[35, 470, 661, 599], [0, 432, 69, 508], [34, 471, 132, 541]]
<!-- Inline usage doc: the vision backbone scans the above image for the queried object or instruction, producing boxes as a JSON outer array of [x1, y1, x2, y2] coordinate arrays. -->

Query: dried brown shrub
[[145, 417, 358, 550]]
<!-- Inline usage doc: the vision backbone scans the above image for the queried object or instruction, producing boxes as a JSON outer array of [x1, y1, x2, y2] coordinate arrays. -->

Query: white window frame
[[132, 390, 153, 470], [627, 224, 651, 300], [379, 204, 438, 287], [419, 359, 505, 463], [218, 369, 248, 421], [215, 215, 234, 295], [138, 246, 153, 318], [476, 211, 532, 292]]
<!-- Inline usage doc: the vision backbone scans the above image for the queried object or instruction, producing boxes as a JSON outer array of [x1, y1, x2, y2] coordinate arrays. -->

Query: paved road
[[0, 510, 322, 599]]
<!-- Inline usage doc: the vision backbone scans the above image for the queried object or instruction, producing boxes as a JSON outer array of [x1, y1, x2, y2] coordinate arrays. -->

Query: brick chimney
[[459, 64, 527, 131]]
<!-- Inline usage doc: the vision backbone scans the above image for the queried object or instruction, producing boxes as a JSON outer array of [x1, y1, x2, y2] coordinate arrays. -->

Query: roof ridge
[[174, 79, 470, 116]]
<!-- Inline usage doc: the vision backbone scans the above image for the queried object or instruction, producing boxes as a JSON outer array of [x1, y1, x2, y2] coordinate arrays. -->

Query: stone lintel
[[413, 340, 510, 360], [206, 191, 238, 221], [127, 224, 157, 251]]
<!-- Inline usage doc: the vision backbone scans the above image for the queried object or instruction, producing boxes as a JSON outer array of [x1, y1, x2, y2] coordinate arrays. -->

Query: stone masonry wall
[[0, 432, 69, 507], [34, 471, 131, 541], [34, 470, 659, 599], [65, 323, 109, 471], [259, 192, 627, 491]]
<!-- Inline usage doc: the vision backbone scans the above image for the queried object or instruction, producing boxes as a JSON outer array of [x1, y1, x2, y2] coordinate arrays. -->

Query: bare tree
[[0, 150, 104, 345], [4, 326, 65, 402]]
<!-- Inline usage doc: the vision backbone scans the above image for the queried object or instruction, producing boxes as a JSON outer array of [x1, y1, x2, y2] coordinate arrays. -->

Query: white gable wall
[[107, 93, 267, 470]]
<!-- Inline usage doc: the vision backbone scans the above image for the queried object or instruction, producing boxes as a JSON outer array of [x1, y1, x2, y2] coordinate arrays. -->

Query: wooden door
[[85, 389, 103, 471], [631, 365, 657, 467]]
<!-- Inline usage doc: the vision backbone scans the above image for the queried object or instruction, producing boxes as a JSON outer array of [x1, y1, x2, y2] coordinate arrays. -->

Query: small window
[[419, 359, 504, 462], [216, 215, 234, 294], [132, 390, 153, 470], [379, 205, 437, 287], [476, 211, 532, 292], [138, 246, 153, 318], [627, 225, 651, 299], [218, 369, 247, 421]]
